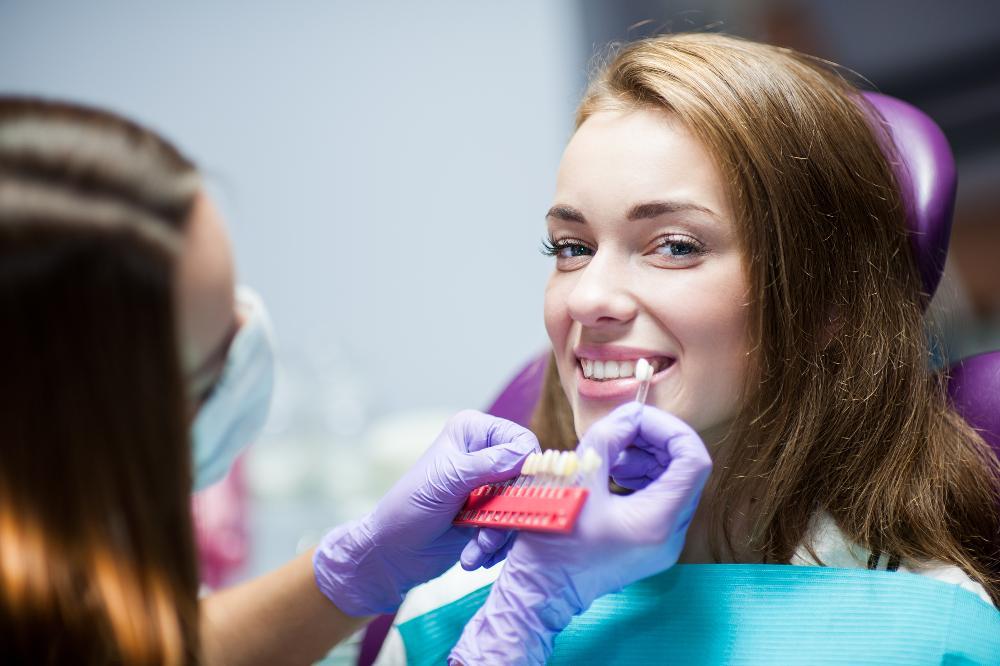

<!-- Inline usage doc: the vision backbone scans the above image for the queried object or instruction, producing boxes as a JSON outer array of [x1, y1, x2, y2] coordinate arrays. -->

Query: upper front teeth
[[582, 359, 639, 380]]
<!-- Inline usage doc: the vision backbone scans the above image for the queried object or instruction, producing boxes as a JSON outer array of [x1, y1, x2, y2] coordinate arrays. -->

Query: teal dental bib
[[398, 564, 999, 665]]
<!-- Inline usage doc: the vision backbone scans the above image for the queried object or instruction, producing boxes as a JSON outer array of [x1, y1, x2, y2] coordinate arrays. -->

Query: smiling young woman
[[531, 32, 999, 604], [542, 108, 749, 444]]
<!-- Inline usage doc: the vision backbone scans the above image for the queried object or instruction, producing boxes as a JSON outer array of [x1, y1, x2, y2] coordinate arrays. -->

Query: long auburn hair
[[0, 98, 202, 663], [532, 33, 1000, 604]]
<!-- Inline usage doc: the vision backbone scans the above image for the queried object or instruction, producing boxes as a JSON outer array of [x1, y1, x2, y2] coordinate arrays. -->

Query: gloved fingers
[[610, 447, 662, 490], [477, 528, 516, 568], [451, 440, 538, 494], [460, 537, 487, 571], [460, 528, 515, 570], [576, 402, 642, 489], [480, 541, 513, 569], [447, 410, 539, 455], [610, 473, 654, 491], [632, 432, 676, 466], [636, 408, 711, 494], [477, 527, 512, 554], [613, 437, 711, 542]]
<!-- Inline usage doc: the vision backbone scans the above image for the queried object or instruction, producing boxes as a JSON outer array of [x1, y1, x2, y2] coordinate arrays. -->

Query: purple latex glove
[[313, 410, 539, 616], [449, 403, 711, 666], [609, 427, 677, 490]]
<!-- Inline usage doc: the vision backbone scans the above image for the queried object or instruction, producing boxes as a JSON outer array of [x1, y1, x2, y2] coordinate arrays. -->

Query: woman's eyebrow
[[546, 200, 718, 225], [626, 200, 717, 221], [545, 204, 587, 223]]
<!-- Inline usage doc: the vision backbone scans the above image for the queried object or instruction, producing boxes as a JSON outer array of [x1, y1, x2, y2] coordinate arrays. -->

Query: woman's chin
[[571, 401, 625, 440]]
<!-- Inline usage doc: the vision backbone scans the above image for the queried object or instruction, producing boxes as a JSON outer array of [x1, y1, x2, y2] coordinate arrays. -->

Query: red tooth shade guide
[[453, 448, 600, 534], [453, 484, 588, 534]]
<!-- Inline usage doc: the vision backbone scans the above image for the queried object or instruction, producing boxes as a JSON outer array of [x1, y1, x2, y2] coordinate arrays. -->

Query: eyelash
[[540, 236, 592, 258], [541, 235, 707, 260]]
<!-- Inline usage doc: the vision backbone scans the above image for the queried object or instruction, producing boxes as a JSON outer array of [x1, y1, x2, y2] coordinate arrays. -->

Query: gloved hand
[[313, 410, 539, 616], [609, 418, 681, 490], [449, 402, 711, 666], [457, 423, 680, 571]]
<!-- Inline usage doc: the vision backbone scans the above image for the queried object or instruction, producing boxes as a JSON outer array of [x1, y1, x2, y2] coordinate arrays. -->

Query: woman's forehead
[[554, 109, 732, 226]]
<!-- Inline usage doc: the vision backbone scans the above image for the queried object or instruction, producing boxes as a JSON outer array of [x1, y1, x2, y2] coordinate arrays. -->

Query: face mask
[[191, 286, 276, 490]]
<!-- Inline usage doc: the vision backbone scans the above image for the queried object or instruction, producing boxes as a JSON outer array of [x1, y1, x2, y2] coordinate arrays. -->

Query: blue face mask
[[191, 286, 276, 490]]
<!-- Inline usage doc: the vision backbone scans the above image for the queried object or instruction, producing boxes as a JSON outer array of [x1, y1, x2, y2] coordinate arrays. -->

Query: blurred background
[[2, 0, 997, 585]]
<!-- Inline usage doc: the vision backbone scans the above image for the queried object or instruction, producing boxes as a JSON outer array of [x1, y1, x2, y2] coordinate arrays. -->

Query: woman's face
[[176, 192, 238, 409], [544, 108, 750, 441]]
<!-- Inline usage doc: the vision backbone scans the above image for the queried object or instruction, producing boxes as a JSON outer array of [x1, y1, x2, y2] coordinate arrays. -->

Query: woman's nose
[[566, 253, 638, 328]]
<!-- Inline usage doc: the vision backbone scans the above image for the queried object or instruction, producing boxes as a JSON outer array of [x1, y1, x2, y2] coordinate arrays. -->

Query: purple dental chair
[[354, 92, 999, 664]]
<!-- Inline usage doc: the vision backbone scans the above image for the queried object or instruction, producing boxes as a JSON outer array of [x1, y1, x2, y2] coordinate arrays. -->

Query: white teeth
[[580, 358, 658, 381]]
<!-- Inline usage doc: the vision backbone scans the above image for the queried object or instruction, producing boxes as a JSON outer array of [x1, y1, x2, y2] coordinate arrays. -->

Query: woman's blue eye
[[541, 238, 593, 259], [559, 243, 593, 258], [655, 237, 704, 258]]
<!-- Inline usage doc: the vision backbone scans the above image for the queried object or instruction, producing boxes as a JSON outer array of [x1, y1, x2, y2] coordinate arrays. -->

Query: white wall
[[1, 2, 585, 571], [0, 0, 579, 418]]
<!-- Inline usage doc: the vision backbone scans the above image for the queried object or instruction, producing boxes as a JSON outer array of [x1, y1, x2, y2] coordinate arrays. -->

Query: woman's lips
[[575, 357, 675, 401]]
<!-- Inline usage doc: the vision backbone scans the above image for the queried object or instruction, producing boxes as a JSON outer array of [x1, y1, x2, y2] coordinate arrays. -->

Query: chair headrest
[[861, 92, 957, 303], [486, 353, 548, 428], [947, 351, 1000, 461]]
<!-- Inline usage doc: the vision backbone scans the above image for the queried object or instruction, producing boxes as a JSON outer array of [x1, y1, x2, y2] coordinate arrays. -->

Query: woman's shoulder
[[791, 511, 995, 607]]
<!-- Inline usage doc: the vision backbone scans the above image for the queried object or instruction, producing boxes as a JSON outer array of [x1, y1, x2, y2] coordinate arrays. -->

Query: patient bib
[[397, 564, 1000, 665]]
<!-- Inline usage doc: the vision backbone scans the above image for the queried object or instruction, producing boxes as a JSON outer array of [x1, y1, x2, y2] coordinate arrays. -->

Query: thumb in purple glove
[[313, 410, 539, 616], [460, 527, 514, 571], [610, 427, 677, 490], [449, 402, 711, 665]]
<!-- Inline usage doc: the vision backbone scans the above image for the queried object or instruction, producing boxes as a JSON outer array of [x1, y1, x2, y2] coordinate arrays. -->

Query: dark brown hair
[[0, 98, 202, 663], [533, 33, 1000, 604]]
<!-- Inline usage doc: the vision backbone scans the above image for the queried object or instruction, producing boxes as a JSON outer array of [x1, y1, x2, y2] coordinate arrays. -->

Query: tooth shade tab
[[541, 450, 556, 475], [553, 452, 566, 476], [563, 452, 579, 478], [581, 448, 602, 475], [636, 358, 653, 382]]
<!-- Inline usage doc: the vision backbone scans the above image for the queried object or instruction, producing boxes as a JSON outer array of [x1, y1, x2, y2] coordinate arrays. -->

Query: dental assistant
[[0, 97, 710, 666]]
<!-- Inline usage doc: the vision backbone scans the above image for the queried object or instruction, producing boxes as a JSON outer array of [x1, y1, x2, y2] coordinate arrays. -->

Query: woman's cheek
[[544, 276, 579, 406], [543, 276, 570, 350]]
